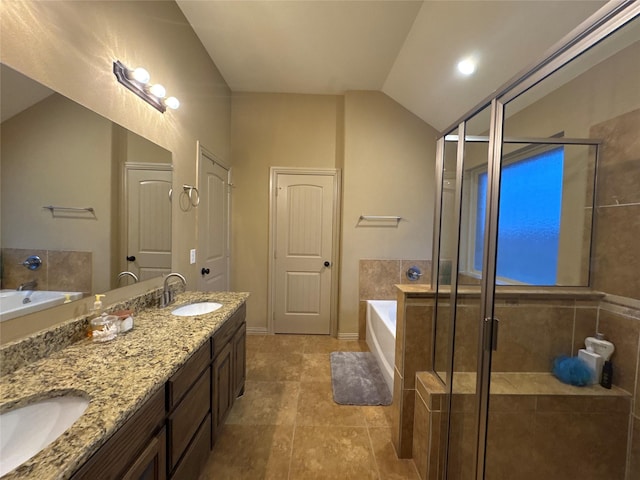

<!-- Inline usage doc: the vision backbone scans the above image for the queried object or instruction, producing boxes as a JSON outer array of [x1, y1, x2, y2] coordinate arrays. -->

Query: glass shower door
[[432, 105, 494, 479]]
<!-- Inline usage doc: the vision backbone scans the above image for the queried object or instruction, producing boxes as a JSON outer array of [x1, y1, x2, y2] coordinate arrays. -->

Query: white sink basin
[[171, 302, 223, 317], [0, 395, 89, 476]]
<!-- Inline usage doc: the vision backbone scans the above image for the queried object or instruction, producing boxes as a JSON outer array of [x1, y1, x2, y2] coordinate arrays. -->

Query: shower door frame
[[431, 2, 640, 478]]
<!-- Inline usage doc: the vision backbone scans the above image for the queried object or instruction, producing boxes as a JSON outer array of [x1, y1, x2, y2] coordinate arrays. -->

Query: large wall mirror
[[1, 63, 173, 323]]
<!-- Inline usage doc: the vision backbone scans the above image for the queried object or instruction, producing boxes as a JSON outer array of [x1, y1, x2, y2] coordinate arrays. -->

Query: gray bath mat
[[330, 352, 392, 406]]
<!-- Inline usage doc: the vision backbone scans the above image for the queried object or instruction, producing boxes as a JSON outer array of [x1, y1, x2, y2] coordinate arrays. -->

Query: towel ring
[[183, 185, 200, 207]]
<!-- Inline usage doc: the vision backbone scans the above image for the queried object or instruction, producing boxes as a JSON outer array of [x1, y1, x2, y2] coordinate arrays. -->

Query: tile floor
[[200, 334, 420, 480]]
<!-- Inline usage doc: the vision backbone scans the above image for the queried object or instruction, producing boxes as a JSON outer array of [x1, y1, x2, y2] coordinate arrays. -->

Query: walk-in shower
[[428, 3, 640, 479]]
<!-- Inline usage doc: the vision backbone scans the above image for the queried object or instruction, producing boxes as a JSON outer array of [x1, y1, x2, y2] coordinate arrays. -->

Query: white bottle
[[578, 348, 603, 384], [585, 333, 615, 361]]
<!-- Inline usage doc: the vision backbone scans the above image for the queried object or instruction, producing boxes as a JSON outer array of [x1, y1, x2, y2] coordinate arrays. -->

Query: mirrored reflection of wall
[[1, 92, 111, 293], [1, 74, 172, 296]]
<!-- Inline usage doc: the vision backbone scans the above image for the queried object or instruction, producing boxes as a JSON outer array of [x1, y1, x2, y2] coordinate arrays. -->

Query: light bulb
[[149, 83, 166, 98], [165, 96, 180, 110], [457, 58, 476, 76], [131, 67, 150, 84]]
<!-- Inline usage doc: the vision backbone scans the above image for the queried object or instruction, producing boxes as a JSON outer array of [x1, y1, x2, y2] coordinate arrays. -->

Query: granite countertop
[[0, 291, 249, 480]]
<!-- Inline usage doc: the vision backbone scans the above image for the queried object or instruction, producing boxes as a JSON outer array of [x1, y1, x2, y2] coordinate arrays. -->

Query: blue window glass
[[474, 147, 564, 284]]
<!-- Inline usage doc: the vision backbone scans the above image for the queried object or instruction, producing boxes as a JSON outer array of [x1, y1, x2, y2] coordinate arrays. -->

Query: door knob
[[201, 268, 210, 275], [126, 255, 136, 262], [323, 261, 331, 267]]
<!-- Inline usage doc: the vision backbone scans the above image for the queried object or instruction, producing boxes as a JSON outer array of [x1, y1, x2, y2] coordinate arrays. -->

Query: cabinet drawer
[[170, 414, 211, 480], [71, 388, 165, 480], [168, 368, 211, 470], [212, 303, 246, 357], [167, 339, 211, 410]]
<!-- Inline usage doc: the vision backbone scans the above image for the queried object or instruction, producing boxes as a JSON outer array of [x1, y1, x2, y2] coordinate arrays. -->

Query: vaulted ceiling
[[176, 0, 607, 132]]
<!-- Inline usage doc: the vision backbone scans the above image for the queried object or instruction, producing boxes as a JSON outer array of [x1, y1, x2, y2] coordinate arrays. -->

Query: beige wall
[[0, 0, 231, 339], [340, 91, 438, 335], [230, 93, 343, 330], [1, 93, 113, 293], [230, 91, 438, 335], [1, 0, 231, 290]]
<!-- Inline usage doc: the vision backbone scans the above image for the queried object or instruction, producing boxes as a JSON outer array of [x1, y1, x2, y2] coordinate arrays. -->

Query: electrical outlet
[[190, 249, 196, 264]]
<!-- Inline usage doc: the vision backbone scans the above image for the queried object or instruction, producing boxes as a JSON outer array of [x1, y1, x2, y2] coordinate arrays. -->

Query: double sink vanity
[[0, 289, 249, 480]]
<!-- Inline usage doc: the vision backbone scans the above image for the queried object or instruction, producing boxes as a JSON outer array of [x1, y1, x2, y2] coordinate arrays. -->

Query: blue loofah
[[552, 355, 592, 386]]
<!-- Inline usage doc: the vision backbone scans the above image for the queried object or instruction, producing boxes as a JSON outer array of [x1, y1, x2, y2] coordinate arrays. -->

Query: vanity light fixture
[[113, 60, 179, 113]]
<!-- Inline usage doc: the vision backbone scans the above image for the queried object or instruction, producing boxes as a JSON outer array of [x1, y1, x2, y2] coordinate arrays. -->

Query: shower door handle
[[483, 318, 500, 351]]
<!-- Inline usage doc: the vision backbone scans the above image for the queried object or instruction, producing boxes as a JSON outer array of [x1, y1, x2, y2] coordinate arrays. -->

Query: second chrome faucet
[[162, 273, 186, 308]]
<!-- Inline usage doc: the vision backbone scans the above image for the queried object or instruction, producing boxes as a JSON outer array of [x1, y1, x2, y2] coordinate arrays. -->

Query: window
[[473, 147, 564, 285]]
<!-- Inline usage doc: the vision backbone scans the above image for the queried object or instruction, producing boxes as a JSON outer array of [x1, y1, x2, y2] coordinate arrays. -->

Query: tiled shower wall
[[432, 294, 602, 373], [358, 259, 431, 339], [590, 108, 640, 478], [1, 247, 92, 295]]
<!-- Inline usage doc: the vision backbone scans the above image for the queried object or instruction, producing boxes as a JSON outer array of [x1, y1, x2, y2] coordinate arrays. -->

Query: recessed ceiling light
[[457, 58, 476, 76]]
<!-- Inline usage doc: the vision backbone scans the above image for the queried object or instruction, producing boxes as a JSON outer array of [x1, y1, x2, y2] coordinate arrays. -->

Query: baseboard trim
[[247, 326, 269, 335], [338, 332, 360, 341]]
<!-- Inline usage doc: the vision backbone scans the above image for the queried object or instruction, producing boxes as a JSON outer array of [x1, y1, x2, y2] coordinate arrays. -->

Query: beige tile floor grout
[[199, 334, 420, 480]]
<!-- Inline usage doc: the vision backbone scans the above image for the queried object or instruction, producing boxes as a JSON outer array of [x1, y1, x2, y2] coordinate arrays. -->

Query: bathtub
[[0, 290, 83, 322], [366, 300, 397, 393]]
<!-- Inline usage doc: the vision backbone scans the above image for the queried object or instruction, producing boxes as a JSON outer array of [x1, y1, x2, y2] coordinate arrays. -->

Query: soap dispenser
[[89, 294, 117, 342], [92, 294, 106, 315], [585, 333, 615, 361]]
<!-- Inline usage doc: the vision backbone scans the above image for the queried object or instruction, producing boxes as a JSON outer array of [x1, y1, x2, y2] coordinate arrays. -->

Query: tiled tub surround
[[0, 290, 249, 480], [413, 371, 631, 480], [1, 248, 92, 295], [358, 259, 431, 338], [392, 285, 434, 458]]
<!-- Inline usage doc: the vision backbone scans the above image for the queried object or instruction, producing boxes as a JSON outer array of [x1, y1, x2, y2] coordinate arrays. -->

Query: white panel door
[[197, 147, 230, 292], [126, 168, 172, 281], [274, 173, 335, 334]]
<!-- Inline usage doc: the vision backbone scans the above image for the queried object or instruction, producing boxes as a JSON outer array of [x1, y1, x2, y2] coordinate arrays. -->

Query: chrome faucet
[[22, 291, 35, 304], [17, 280, 37, 291], [162, 273, 186, 308], [117, 271, 139, 284]]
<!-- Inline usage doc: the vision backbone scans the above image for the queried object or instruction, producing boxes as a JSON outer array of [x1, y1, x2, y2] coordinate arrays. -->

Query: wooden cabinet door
[[212, 342, 233, 442], [70, 389, 165, 480], [232, 322, 246, 398], [168, 369, 211, 471], [122, 428, 166, 480]]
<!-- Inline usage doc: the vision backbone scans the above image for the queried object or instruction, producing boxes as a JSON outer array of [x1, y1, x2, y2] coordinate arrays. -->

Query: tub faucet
[[22, 290, 35, 304], [117, 271, 139, 284], [162, 273, 186, 308], [17, 280, 37, 291]]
